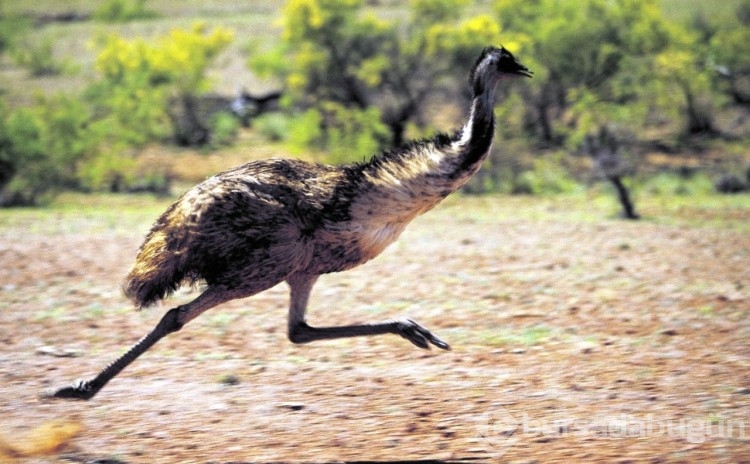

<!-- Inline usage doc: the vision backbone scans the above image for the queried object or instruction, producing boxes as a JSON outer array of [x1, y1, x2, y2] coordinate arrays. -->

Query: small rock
[[511, 348, 526, 354], [36, 346, 82, 358], [734, 387, 750, 395], [218, 374, 240, 386], [208, 402, 229, 411], [659, 329, 678, 336], [277, 402, 305, 411], [578, 341, 597, 354]]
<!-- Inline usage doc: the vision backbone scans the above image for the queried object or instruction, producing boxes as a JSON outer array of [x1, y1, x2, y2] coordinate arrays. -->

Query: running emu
[[51, 46, 532, 400]]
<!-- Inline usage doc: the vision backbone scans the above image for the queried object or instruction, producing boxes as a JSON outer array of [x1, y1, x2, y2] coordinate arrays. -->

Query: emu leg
[[290, 318, 451, 350], [46, 286, 233, 400], [47, 307, 184, 400], [286, 273, 451, 350]]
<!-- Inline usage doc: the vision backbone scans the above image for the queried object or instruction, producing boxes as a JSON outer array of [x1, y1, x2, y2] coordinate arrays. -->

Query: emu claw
[[41, 381, 96, 401], [396, 318, 451, 351]]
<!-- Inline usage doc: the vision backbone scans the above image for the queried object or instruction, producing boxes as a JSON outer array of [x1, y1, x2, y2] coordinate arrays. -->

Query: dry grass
[[1, 192, 748, 462]]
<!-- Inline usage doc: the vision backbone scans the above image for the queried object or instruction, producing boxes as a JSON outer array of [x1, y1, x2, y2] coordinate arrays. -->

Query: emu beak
[[513, 64, 533, 78]]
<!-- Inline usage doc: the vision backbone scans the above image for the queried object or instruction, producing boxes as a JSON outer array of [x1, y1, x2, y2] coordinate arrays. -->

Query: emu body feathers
[[50, 46, 531, 400]]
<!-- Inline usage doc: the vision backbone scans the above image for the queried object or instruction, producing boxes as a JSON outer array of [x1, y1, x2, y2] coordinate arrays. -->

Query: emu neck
[[456, 77, 499, 171], [342, 74, 501, 233]]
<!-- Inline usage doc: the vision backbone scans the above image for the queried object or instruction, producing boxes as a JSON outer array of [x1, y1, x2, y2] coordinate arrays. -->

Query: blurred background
[[0, 0, 748, 209]]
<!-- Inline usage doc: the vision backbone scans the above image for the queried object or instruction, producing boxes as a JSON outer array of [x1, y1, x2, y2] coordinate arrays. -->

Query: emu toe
[[43, 382, 97, 401], [396, 318, 451, 351]]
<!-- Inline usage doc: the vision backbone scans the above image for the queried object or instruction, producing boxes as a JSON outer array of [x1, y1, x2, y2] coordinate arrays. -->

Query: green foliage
[[641, 171, 715, 196], [287, 109, 323, 155], [511, 153, 581, 195], [0, 15, 31, 56], [287, 103, 389, 164], [0, 95, 93, 205], [1, 24, 233, 204], [208, 112, 240, 148], [277, 0, 393, 107], [87, 24, 233, 147], [251, 0, 519, 159], [93, 0, 159, 22], [706, 2, 750, 106], [321, 103, 390, 164], [254, 113, 292, 142], [77, 149, 137, 193], [492, 0, 715, 143], [10, 37, 70, 76]]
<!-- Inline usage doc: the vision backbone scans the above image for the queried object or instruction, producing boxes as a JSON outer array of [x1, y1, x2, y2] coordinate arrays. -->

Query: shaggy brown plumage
[[50, 46, 531, 400]]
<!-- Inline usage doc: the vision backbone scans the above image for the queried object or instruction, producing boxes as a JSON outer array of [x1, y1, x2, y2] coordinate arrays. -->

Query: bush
[[0, 15, 30, 56], [321, 103, 390, 165], [208, 112, 240, 147], [93, 0, 158, 22], [10, 37, 74, 76], [642, 171, 715, 196], [0, 95, 96, 206], [89, 24, 234, 147], [255, 113, 291, 142], [511, 154, 581, 195], [715, 174, 747, 194], [286, 103, 389, 164], [287, 109, 323, 156]]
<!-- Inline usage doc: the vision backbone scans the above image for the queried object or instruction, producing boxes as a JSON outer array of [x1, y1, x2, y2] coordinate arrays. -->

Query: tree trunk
[[608, 175, 639, 220]]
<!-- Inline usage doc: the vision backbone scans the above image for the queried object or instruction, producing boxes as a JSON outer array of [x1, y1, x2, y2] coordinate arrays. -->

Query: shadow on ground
[[62, 456, 487, 464]]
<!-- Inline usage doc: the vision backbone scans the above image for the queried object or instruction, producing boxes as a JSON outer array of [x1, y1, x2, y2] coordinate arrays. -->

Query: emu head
[[470, 46, 532, 96]]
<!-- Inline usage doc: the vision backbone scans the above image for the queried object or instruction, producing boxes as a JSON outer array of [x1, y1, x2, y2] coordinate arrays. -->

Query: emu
[[50, 46, 532, 400]]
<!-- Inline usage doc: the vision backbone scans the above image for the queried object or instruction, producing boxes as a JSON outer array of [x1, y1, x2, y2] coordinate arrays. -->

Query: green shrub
[[324, 104, 390, 165], [255, 113, 291, 142], [289, 103, 390, 165], [289, 102, 389, 164], [287, 108, 324, 156], [93, 0, 158, 22], [642, 171, 715, 196], [209, 112, 239, 147], [0, 108, 47, 205], [0, 95, 95, 206], [0, 15, 30, 56], [10, 37, 74, 76], [89, 25, 233, 147], [512, 154, 581, 195], [77, 150, 137, 193]]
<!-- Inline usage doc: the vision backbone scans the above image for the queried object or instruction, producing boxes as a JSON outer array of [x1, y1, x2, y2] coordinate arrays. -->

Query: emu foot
[[42, 381, 97, 401], [396, 318, 451, 351]]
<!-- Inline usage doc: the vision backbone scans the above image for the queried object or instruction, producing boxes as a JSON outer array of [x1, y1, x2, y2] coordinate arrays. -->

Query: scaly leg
[[286, 273, 451, 350], [46, 287, 231, 400]]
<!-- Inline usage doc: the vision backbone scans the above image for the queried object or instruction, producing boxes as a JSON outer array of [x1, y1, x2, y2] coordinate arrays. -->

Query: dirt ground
[[1, 195, 749, 463]]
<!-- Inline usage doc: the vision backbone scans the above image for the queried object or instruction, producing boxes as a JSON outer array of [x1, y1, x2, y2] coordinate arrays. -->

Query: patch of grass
[[204, 312, 237, 336], [640, 172, 715, 197], [193, 351, 234, 361], [438, 190, 750, 232], [83, 304, 107, 320], [0, 193, 171, 237], [217, 373, 241, 386], [34, 306, 71, 322], [697, 305, 714, 317]]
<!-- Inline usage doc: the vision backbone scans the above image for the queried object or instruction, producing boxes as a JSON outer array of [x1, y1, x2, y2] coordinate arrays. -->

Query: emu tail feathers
[[123, 229, 188, 309]]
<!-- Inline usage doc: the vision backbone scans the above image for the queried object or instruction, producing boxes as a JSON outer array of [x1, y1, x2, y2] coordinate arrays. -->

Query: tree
[[250, 0, 510, 157], [584, 126, 639, 219], [707, 1, 750, 107], [88, 23, 234, 147], [493, 0, 674, 145], [0, 95, 93, 205]]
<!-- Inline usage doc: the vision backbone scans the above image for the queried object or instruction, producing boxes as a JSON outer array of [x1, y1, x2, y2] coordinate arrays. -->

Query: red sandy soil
[[1, 196, 749, 463]]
